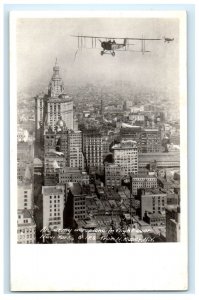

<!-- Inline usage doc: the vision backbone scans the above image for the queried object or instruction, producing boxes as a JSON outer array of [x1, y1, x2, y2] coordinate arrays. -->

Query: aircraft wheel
[[112, 52, 115, 57], [101, 51, 104, 56]]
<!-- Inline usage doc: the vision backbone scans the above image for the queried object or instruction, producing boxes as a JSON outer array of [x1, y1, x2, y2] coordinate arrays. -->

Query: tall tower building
[[35, 93, 45, 143], [35, 60, 74, 143], [46, 60, 73, 131]]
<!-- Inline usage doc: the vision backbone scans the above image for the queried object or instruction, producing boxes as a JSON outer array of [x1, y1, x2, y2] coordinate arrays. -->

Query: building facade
[[64, 183, 87, 225], [120, 127, 162, 153], [166, 205, 180, 242], [68, 130, 84, 169], [18, 184, 33, 210], [17, 209, 36, 244], [140, 189, 167, 220], [35, 93, 45, 143], [112, 140, 138, 176], [105, 163, 121, 187], [138, 152, 180, 170], [130, 175, 157, 196], [83, 130, 104, 172], [58, 167, 89, 185], [42, 185, 65, 230]]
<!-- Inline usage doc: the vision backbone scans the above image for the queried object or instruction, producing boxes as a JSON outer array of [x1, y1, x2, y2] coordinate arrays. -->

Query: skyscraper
[[83, 129, 104, 172], [35, 60, 73, 143], [45, 60, 73, 131], [68, 130, 84, 169]]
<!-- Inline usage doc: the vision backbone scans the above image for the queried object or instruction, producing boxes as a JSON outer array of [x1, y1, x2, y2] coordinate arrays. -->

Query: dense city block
[[17, 61, 180, 244]]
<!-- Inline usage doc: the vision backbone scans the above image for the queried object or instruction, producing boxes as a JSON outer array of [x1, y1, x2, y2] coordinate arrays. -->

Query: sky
[[16, 17, 179, 99]]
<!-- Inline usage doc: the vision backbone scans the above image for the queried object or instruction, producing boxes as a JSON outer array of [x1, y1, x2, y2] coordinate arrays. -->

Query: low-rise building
[[140, 189, 167, 220], [144, 212, 165, 226], [58, 167, 89, 185], [17, 209, 36, 244], [138, 152, 180, 170], [130, 174, 157, 195]]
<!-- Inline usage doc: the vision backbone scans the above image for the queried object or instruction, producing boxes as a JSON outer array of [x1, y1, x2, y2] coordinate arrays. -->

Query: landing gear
[[100, 50, 116, 57]]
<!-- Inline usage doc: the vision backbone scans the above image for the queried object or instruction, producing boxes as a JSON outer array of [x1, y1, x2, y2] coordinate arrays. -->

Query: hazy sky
[[17, 17, 179, 98]]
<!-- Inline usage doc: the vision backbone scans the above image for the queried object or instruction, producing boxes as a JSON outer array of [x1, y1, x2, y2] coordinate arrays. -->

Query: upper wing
[[71, 35, 120, 39], [71, 35, 161, 41], [127, 38, 161, 41]]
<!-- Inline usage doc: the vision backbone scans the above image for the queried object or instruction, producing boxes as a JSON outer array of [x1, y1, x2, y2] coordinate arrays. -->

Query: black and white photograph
[[10, 10, 188, 291]]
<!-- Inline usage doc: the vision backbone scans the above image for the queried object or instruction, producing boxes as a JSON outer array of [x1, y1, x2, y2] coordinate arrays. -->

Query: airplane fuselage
[[101, 40, 125, 56]]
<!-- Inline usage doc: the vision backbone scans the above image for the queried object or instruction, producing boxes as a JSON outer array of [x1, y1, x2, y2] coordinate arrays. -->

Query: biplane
[[72, 34, 163, 56]]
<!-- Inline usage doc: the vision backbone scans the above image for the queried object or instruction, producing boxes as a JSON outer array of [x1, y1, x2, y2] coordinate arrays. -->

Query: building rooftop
[[59, 167, 88, 175], [17, 182, 32, 188], [143, 128, 159, 132], [112, 140, 137, 150], [141, 188, 167, 195], [120, 127, 141, 133], [146, 212, 165, 218], [18, 209, 36, 226], [46, 150, 64, 157], [33, 157, 43, 166], [69, 182, 91, 196], [42, 186, 64, 195], [165, 204, 180, 213], [138, 152, 180, 162], [83, 129, 102, 137], [130, 174, 156, 179]]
